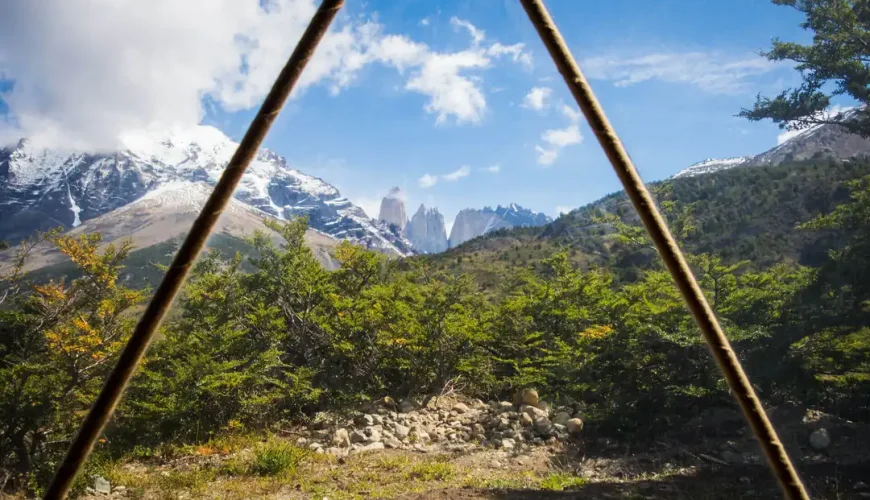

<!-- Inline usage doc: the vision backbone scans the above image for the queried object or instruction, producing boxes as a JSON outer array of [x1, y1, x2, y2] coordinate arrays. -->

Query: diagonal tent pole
[[41, 1, 345, 498], [517, 1, 810, 499]]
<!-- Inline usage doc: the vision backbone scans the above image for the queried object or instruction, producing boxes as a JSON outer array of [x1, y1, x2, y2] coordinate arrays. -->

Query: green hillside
[[423, 160, 870, 286]]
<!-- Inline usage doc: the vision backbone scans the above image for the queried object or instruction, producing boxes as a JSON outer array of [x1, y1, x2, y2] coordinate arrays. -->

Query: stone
[[553, 411, 571, 426], [350, 429, 368, 443], [355, 414, 375, 426], [498, 401, 514, 411], [332, 428, 351, 447], [533, 416, 554, 436], [520, 404, 548, 419], [520, 388, 539, 406], [399, 400, 415, 413], [501, 438, 515, 450], [384, 437, 403, 449], [536, 400, 550, 412], [353, 441, 385, 454], [566, 418, 584, 437], [112, 486, 127, 494], [309, 442, 324, 451], [520, 413, 534, 427], [296, 437, 308, 446], [452, 402, 470, 414], [855, 482, 869, 491], [809, 428, 831, 450], [93, 475, 111, 495], [371, 414, 384, 425], [366, 428, 382, 443]]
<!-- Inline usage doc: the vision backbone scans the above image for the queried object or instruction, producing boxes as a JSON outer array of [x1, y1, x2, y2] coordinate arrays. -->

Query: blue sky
[[208, 0, 812, 224], [0, 0, 832, 228]]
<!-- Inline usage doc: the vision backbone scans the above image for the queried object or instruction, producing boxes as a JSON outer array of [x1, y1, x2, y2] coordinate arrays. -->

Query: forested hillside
[[426, 160, 870, 286]]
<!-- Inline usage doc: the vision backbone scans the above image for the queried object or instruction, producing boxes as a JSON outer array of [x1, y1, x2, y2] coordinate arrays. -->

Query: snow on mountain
[[0, 126, 412, 256], [672, 157, 753, 179], [448, 204, 552, 248]]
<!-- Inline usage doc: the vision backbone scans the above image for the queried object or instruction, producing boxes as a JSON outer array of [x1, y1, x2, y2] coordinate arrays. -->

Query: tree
[[739, 0, 870, 137]]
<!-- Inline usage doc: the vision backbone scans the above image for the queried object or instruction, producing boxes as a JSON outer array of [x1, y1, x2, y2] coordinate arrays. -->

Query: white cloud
[[419, 173, 439, 188], [776, 105, 856, 145], [443, 165, 471, 181], [485, 164, 501, 173], [581, 51, 779, 94], [450, 17, 485, 45], [535, 102, 583, 165], [522, 87, 551, 111], [353, 195, 384, 219], [536, 145, 559, 166], [420, 17, 430, 26], [561, 103, 582, 123], [555, 205, 574, 216], [0, 1, 531, 149]]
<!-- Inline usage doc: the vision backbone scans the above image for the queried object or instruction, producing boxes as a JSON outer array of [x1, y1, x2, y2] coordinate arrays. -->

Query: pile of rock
[[301, 389, 584, 457]]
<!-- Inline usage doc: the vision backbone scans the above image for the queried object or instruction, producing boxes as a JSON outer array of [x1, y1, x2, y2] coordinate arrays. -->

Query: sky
[[0, 0, 843, 231]]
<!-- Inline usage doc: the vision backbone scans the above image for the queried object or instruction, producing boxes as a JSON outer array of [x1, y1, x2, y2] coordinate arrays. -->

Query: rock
[[309, 442, 324, 451], [327, 447, 346, 457], [809, 428, 831, 450], [350, 430, 368, 443], [399, 400, 415, 413], [112, 485, 127, 494], [372, 414, 384, 425], [520, 413, 534, 427], [296, 437, 308, 446], [93, 475, 111, 495], [392, 423, 410, 439], [554, 411, 571, 426], [566, 418, 584, 437], [520, 404, 548, 419], [498, 401, 514, 411], [406, 204, 449, 253], [366, 428, 382, 443], [355, 414, 375, 426], [739, 476, 751, 485], [536, 400, 550, 412], [855, 481, 869, 491], [353, 441, 385, 454], [332, 428, 351, 447], [520, 388, 539, 406], [384, 437, 403, 449], [452, 402, 470, 414], [533, 416, 554, 436], [501, 439, 515, 450], [378, 187, 408, 233]]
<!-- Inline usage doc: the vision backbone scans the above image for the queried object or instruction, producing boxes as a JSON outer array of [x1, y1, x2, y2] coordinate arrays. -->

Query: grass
[[406, 461, 456, 481], [248, 440, 308, 477], [539, 471, 588, 491]]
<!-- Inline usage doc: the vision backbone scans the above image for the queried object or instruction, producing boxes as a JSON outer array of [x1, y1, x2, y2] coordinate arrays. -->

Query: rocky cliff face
[[0, 126, 412, 256], [405, 204, 448, 254], [448, 204, 552, 248], [378, 187, 407, 234]]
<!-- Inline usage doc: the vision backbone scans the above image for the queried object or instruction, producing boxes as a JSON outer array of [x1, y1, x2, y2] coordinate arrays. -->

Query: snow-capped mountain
[[0, 126, 413, 256], [672, 111, 870, 179], [448, 204, 552, 248]]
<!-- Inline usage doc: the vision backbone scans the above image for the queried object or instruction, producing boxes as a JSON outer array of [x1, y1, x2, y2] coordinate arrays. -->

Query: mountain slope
[[0, 126, 411, 256], [1, 181, 341, 273], [674, 113, 870, 179], [424, 160, 870, 287], [405, 204, 448, 254], [447, 204, 552, 248]]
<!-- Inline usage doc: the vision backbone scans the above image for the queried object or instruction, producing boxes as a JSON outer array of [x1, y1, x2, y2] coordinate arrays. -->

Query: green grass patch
[[249, 440, 308, 477], [539, 471, 588, 491]]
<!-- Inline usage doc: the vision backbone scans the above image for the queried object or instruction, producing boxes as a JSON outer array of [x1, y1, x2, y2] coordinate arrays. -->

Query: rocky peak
[[448, 204, 552, 248], [405, 204, 448, 254], [378, 187, 407, 234]]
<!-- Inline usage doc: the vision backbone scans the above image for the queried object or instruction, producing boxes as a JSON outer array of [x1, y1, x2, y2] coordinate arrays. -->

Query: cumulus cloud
[[536, 103, 583, 166], [581, 51, 780, 94], [521, 87, 551, 111], [419, 173, 439, 188], [443, 165, 470, 181], [485, 164, 501, 173], [420, 17, 430, 26], [0, 1, 531, 149]]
